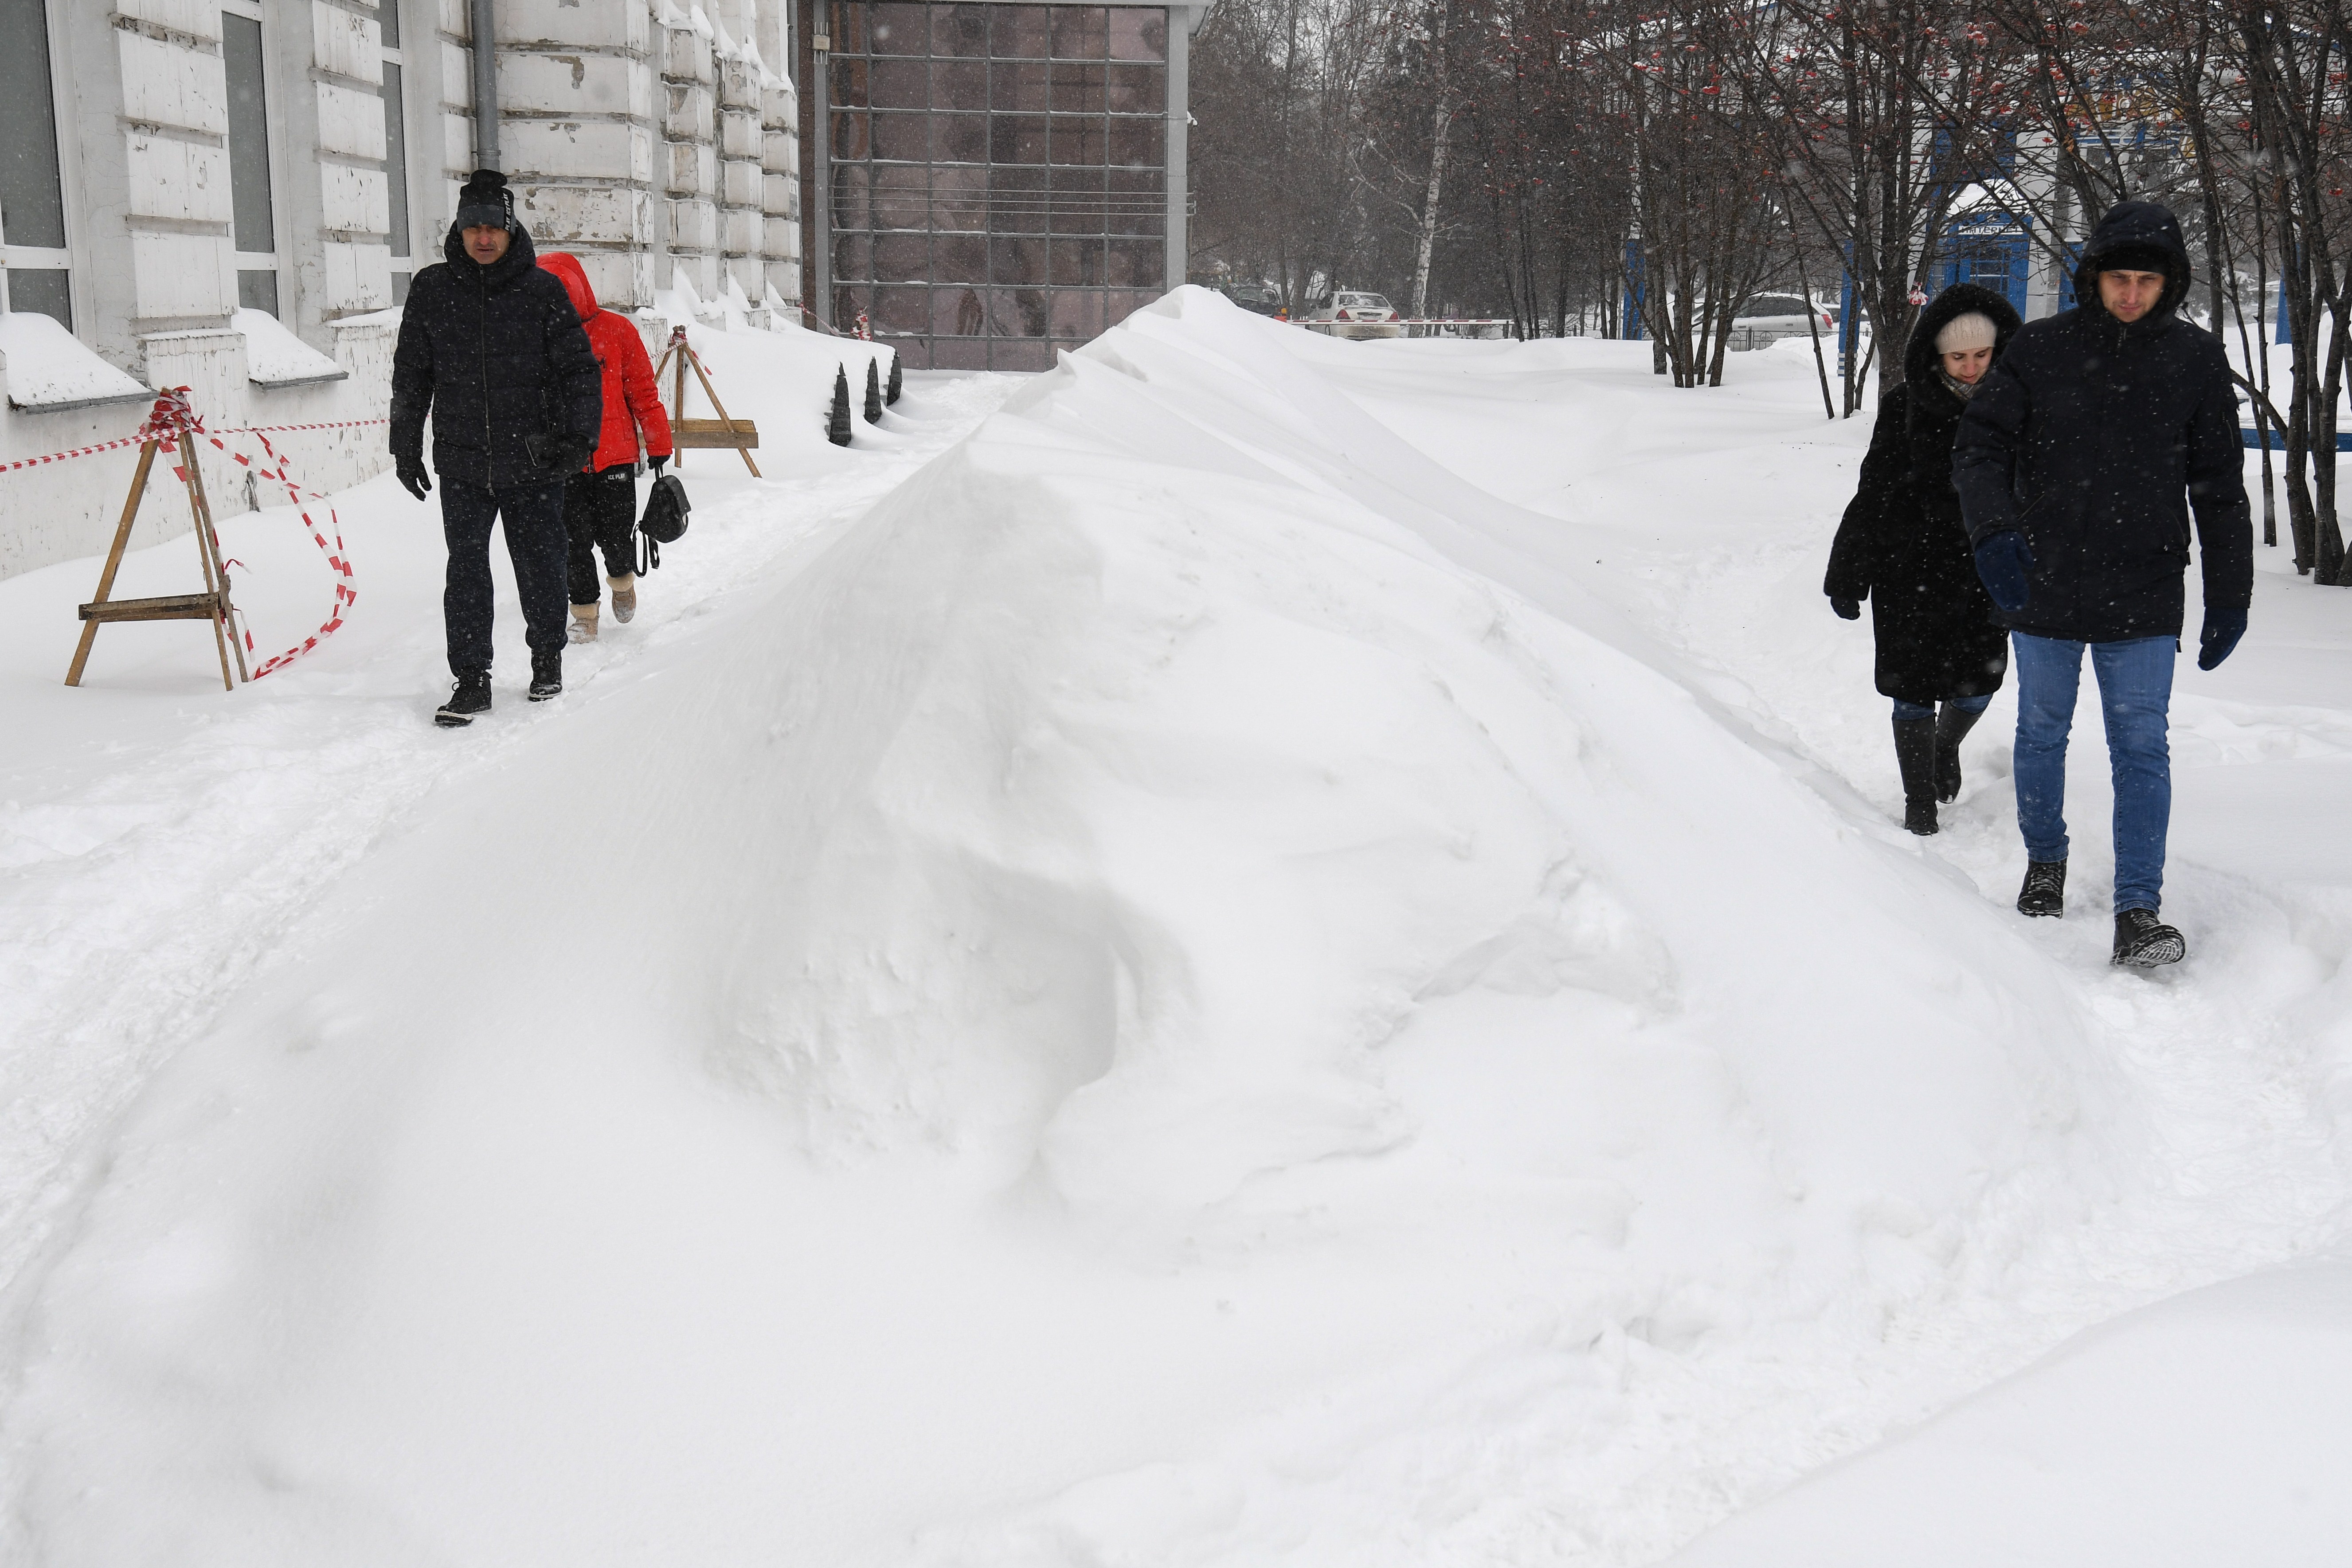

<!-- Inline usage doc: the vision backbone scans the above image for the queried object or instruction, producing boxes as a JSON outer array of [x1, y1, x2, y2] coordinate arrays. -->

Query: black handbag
[[637, 472, 690, 572]]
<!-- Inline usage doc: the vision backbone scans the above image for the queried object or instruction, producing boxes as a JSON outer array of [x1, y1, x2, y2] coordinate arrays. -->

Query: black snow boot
[[528, 655, 562, 702], [1933, 702, 1987, 804], [435, 675, 492, 727], [2016, 858, 2066, 918], [2113, 907, 2187, 968], [1893, 716, 1939, 834]]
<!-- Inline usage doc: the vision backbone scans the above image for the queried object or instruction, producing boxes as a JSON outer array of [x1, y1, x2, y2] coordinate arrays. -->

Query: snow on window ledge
[[0, 311, 153, 413], [235, 308, 349, 388]]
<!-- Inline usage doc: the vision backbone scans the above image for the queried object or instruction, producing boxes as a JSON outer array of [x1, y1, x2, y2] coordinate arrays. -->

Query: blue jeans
[[1892, 693, 1993, 722], [2010, 632, 2175, 912]]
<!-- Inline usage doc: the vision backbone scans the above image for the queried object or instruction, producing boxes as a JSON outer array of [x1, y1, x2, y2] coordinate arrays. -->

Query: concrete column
[[497, 0, 660, 309]]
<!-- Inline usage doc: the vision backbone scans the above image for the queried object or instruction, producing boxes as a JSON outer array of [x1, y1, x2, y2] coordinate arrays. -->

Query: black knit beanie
[[454, 168, 514, 231]]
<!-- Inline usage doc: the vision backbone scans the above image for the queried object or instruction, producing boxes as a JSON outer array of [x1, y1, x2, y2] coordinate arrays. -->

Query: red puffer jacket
[[536, 252, 673, 473]]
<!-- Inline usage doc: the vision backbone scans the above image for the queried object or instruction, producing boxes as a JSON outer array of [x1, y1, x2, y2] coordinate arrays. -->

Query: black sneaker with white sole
[[2112, 907, 2186, 968], [434, 676, 492, 727]]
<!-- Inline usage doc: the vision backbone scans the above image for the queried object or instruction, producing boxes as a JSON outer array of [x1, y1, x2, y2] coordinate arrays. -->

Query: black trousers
[[439, 476, 569, 679], [565, 465, 638, 606]]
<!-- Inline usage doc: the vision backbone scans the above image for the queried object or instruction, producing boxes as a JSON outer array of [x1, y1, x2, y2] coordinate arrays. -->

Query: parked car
[[1222, 280, 1288, 317], [1306, 291, 1403, 340], [1725, 293, 1837, 349]]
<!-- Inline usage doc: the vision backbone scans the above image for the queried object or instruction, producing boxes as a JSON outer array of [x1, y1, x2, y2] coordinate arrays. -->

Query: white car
[[1726, 293, 1837, 348], [1307, 292, 1403, 340]]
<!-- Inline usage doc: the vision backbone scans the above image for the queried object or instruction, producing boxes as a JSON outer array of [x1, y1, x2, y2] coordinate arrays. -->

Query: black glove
[[648, 454, 669, 475], [528, 433, 597, 474], [2197, 606, 2247, 670], [395, 455, 432, 501], [1830, 594, 1862, 621], [1972, 531, 2034, 612]]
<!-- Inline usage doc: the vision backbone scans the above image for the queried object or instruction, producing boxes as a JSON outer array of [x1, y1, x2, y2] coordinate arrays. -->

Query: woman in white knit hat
[[1824, 283, 2022, 834]]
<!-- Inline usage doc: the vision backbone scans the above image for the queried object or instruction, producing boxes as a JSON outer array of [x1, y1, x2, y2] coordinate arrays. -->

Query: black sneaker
[[2113, 907, 2186, 968], [2017, 859, 2066, 918], [435, 676, 492, 727], [528, 657, 562, 702]]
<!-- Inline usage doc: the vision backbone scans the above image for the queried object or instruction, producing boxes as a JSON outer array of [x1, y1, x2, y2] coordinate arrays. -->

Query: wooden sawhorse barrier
[[652, 325, 762, 477], [65, 388, 250, 691]]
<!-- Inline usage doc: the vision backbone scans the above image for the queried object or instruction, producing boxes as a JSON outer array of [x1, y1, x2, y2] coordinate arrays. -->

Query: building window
[[223, 9, 282, 316], [827, 2, 1169, 371], [0, 0, 73, 328], [381, 0, 414, 304]]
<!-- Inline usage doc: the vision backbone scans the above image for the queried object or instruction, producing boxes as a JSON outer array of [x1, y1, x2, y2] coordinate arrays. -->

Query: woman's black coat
[[1825, 283, 2019, 705], [390, 220, 602, 492]]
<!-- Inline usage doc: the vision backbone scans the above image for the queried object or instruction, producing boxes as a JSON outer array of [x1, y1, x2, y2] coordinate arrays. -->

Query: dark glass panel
[[830, 59, 870, 108], [224, 14, 276, 254], [929, 164, 987, 229], [7, 267, 70, 328], [992, 61, 1050, 112], [870, 164, 928, 227], [1107, 238, 1164, 286], [830, 109, 873, 159], [1050, 63, 1104, 112], [935, 113, 989, 163], [1050, 7, 1108, 59], [870, 111, 927, 160], [380, 0, 401, 47], [936, 233, 987, 283], [869, 4, 928, 53], [1049, 116, 1106, 167], [993, 5, 1050, 58], [990, 114, 1048, 166], [1050, 239, 1104, 286], [1107, 7, 1168, 60], [381, 62, 411, 257], [869, 57, 927, 106], [934, 4, 991, 56], [989, 166, 1048, 235], [1104, 288, 1158, 328], [933, 59, 986, 109], [238, 268, 280, 316], [833, 283, 869, 325], [940, 285, 989, 336], [1050, 289, 1104, 339], [0, 0, 68, 250], [833, 232, 873, 281], [1105, 64, 1165, 114], [873, 231, 930, 281], [992, 339, 1053, 371], [990, 289, 1050, 337], [991, 236, 1047, 283], [873, 285, 931, 333], [830, 2, 874, 55], [1108, 116, 1164, 169], [931, 336, 990, 371]]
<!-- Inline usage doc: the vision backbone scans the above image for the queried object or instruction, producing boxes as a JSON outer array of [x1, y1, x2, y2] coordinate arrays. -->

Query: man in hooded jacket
[[1953, 199, 2253, 967], [390, 169, 603, 726]]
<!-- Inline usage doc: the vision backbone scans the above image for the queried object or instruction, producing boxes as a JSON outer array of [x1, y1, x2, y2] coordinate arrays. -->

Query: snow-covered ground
[[1, 292, 2348, 1565]]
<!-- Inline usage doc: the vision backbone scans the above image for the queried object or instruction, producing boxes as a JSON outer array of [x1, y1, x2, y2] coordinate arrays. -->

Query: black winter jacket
[[1952, 201, 2252, 643], [1826, 283, 2019, 704], [390, 220, 603, 491]]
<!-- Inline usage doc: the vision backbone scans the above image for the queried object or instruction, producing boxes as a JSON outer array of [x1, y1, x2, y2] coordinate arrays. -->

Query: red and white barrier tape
[[6, 387, 368, 680]]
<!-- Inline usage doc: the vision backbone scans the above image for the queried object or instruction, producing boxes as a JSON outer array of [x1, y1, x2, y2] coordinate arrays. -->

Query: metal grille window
[[0, 0, 73, 328], [827, 2, 1169, 371], [224, 8, 282, 317]]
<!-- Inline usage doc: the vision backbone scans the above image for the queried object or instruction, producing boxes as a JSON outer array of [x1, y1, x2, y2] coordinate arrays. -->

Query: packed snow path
[[0, 297, 2347, 1565]]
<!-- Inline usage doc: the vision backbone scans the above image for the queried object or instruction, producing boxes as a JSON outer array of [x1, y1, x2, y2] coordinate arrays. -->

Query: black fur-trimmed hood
[[2074, 200, 2193, 324], [1905, 282, 2024, 395]]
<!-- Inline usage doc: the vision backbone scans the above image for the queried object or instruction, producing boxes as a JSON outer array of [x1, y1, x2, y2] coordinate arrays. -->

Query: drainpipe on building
[[472, 0, 501, 171]]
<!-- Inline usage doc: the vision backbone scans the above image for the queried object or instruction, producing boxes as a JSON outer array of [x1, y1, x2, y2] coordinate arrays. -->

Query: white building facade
[[0, 0, 803, 582]]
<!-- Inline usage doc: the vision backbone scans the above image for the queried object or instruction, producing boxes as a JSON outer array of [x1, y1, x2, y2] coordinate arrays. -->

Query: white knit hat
[[1935, 311, 1998, 354]]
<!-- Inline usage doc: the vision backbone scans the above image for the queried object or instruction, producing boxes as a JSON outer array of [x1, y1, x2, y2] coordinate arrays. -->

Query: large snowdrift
[[1, 291, 2344, 1566]]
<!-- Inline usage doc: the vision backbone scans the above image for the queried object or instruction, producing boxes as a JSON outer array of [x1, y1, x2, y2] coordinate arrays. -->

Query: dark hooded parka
[[1825, 282, 2020, 704], [1951, 201, 2252, 642], [390, 216, 602, 492]]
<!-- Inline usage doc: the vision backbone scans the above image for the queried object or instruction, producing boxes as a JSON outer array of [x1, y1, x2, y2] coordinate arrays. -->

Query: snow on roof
[[235, 308, 348, 387], [0, 310, 151, 411]]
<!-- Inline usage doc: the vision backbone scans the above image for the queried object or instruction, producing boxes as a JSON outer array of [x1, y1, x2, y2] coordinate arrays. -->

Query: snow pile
[[233, 308, 346, 385], [0, 291, 2338, 1566], [0, 310, 149, 408]]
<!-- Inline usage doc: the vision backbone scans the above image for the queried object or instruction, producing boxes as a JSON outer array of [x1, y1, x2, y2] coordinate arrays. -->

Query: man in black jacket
[[1953, 200, 2253, 967], [391, 169, 603, 726]]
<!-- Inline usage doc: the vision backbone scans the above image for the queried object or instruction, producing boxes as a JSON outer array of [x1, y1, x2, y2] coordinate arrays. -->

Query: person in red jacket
[[536, 253, 674, 642]]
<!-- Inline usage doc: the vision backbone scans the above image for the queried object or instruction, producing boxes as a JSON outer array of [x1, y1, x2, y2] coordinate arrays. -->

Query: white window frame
[[221, 0, 290, 318], [3, 0, 87, 331], [380, 0, 415, 299]]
